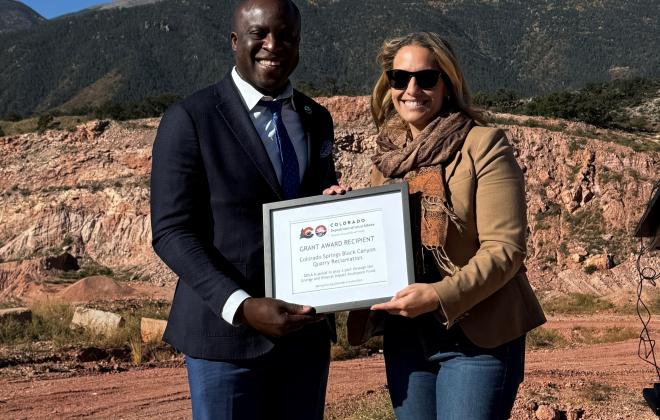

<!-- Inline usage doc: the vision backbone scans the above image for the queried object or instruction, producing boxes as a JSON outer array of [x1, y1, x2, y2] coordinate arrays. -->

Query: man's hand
[[322, 184, 352, 195], [237, 297, 323, 337], [370, 284, 440, 318]]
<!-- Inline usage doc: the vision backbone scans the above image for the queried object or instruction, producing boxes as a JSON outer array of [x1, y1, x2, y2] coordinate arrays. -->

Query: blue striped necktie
[[261, 100, 300, 200]]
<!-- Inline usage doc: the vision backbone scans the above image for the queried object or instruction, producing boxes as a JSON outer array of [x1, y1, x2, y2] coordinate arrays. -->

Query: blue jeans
[[384, 319, 525, 420], [185, 334, 330, 420]]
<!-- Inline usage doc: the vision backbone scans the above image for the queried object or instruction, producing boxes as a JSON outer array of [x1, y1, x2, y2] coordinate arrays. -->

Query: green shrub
[[570, 326, 637, 345], [541, 293, 615, 315], [477, 77, 660, 133], [36, 113, 55, 133], [0, 302, 87, 347], [527, 327, 567, 349], [535, 202, 562, 221], [625, 168, 642, 181], [568, 137, 587, 154], [568, 164, 581, 182], [624, 293, 660, 314], [584, 265, 597, 274], [527, 324, 636, 350], [598, 167, 623, 185], [563, 208, 611, 255], [55, 260, 114, 281], [2, 112, 23, 122], [544, 255, 557, 264], [473, 89, 521, 110], [93, 94, 181, 121], [522, 119, 541, 128]]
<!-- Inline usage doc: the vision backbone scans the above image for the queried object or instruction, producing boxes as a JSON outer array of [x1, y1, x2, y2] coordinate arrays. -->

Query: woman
[[347, 32, 546, 419]]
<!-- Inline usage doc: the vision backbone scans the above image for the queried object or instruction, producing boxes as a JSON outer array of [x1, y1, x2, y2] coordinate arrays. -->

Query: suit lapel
[[293, 92, 321, 192], [214, 76, 282, 199]]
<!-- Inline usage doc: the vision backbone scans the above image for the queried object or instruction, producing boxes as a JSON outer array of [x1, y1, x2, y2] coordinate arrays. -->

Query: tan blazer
[[348, 126, 546, 349]]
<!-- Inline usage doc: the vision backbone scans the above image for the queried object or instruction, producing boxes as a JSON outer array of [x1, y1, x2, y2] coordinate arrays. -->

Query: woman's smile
[[399, 98, 431, 110]]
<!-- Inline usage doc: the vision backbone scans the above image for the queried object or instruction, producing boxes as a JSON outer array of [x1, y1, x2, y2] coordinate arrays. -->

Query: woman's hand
[[371, 283, 440, 318], [322, 185, 352, 195]]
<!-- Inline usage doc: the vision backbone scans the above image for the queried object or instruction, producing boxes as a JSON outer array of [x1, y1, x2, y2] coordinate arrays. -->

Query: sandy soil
[[1, 317, 658, 419]]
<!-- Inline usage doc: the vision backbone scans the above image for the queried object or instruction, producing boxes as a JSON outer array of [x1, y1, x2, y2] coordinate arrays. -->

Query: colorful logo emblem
[[300, 227, 314, 239], [315, 225, 327, 237]]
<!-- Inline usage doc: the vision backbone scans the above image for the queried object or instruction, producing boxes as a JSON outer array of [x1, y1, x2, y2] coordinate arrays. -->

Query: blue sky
[[20, 1, 109, 19]]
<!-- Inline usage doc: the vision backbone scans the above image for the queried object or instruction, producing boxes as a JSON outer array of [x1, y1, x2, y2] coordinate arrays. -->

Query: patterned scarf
[[372, 111, 474, 274]]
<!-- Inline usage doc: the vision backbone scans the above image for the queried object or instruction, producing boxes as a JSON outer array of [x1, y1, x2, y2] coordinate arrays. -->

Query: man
[[150, 0, 344, 418]]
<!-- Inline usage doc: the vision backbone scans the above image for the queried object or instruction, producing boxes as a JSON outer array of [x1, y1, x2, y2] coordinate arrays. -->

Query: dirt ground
[[1, 316, 658, 419]]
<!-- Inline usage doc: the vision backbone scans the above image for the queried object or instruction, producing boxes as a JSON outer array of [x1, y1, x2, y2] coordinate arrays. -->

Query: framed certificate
[[263, 183, 414, 313]]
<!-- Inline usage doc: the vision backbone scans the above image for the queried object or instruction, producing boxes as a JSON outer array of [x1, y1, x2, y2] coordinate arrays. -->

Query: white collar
[[231, 67, 295, 112]]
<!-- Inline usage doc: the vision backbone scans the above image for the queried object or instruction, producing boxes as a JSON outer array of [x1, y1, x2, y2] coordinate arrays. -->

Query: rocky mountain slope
[[92, 0, 166, 12], [0, 0, 44, 34], [0, 0, 658, 116], [0, 97, 658, 302]]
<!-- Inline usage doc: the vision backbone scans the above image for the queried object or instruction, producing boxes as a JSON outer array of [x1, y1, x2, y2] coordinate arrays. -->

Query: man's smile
[[256, 58, 283, 69]]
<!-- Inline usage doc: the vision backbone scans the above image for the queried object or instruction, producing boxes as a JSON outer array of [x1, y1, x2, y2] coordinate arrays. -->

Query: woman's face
[[390, 45, 446, 137]]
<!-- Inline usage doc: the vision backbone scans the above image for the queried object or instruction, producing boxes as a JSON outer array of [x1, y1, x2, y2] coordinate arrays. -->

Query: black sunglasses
[[386, 69, 443, 90]]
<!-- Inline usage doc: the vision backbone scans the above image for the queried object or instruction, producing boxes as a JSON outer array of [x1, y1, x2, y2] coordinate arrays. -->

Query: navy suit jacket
[[151, 73, 338, 360]]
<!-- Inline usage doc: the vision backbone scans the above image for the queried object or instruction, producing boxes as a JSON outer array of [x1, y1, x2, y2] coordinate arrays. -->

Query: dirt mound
[[56, 276, 140, 302]]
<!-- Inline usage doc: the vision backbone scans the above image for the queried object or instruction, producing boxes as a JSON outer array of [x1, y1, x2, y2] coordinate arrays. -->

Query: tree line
[[3, 78, 657, 136], [473, 77, 660, 132]]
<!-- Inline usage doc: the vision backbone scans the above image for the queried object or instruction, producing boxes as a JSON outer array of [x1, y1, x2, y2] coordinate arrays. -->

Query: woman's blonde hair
[[370, 32, 483, 129]]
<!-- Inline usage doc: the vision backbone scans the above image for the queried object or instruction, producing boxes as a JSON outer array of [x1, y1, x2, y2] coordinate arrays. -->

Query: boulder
[[0, 307, 32, 324], [570, 253, 584, 263], [70, 307, 124, 335], [140, 317, 167, 343], [583, 254, 615, 270], [535, 404, 560, 420]]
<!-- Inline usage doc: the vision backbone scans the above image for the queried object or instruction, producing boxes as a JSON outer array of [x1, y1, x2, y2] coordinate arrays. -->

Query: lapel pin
[[304, 105, 312, 114]]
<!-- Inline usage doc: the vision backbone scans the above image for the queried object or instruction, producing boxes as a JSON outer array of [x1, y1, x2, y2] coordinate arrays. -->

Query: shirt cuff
[[221, 289, 251, 326]]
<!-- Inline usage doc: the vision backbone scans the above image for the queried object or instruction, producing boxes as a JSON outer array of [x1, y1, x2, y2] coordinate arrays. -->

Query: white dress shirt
[[221, 68, 308, 325]]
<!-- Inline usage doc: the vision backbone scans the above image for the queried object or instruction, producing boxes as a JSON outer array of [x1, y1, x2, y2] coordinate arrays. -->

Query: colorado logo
[[300, 227, 314, 239], [315, 225, 327, 237]]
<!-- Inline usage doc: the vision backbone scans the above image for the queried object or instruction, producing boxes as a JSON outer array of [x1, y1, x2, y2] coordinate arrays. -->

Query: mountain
[[56, 0, 166, 19], [93, 0, 166, 11], [0, 0, 44, 34], [0, 0, 658, 116]]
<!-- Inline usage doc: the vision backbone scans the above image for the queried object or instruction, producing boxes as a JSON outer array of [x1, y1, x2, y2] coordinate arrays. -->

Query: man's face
[[231, 0, 300, 95]]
